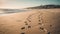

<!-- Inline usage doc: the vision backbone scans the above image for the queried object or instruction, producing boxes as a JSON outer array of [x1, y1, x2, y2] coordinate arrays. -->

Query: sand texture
[[0, 9, 60, 34]]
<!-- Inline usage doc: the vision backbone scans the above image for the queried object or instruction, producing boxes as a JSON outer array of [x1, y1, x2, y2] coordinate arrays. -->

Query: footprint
[[39, 27, 44, 30], [21, 27, 25, 30], [24, 21, 28, 25], [47, 32, 50, 34], [21, 32, 25, 34], [28, 26, 31, 28]]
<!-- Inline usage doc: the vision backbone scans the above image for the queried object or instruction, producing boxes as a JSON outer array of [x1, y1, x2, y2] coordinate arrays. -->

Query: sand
[[0, 9, 60, 34]]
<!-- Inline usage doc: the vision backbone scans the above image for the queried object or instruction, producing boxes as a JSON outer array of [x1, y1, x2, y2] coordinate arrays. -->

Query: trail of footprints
[[20, 12, 50, 34]]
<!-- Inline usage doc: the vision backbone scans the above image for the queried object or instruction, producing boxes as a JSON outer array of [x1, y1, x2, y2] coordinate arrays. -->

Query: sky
[[0, 0, 60, 9]]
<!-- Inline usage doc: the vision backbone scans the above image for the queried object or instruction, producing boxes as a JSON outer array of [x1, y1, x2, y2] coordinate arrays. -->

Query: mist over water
[[0, 9, 29, 14]]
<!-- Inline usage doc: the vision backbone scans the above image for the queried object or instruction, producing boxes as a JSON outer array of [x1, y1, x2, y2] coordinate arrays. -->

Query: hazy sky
[[0, 0, 60, 9]]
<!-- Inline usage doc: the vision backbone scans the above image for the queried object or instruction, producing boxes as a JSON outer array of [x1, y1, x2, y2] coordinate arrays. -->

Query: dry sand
[[0, 9, 60, 34]]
